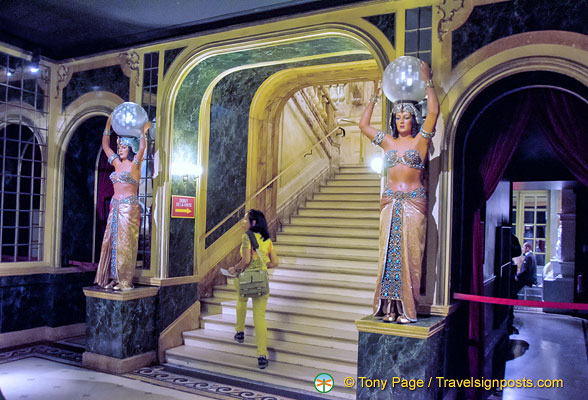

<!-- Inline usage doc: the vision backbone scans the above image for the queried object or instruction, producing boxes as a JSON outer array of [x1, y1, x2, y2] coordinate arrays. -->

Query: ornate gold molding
[[55, 65, 71, 99], [355, 315, 446, 339], [119, 50, 140, 86], [136, 275, 200, 286], [436, 0, 474, 42], [83, 285, 159, 301]]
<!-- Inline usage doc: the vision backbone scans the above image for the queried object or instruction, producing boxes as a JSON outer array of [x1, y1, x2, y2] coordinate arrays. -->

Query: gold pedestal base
[[82, 350, 155, 374]]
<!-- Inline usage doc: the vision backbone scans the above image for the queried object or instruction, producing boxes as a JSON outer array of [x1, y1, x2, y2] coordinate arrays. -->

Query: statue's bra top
[[385, 149, 425, 170], [110, 171, 139, 185]]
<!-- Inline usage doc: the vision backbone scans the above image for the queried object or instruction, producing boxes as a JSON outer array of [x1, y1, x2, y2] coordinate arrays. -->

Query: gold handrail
[[204, 125, 345, 239]]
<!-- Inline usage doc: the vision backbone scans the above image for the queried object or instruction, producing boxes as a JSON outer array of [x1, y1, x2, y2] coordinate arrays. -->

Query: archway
[[159, 26, 388, 278], [451, 69, 588, 383]]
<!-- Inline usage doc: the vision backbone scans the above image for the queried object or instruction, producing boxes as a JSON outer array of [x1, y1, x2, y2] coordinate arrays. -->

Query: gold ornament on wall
[[119, 51, 140, 86], [55, 65, 70, 98], [436, 0, 473, 42]]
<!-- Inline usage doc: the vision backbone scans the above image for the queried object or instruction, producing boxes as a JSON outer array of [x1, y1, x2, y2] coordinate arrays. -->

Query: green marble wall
[[164, 47, 186, 76], [86, 295, 156, 359], [365, 13, 396, 49], [62, 65, 129, 111], [205, 53, 372, 247], [357, 317, 446, 399], [452, 0, 588, 67], [169, 35, 373, 273]]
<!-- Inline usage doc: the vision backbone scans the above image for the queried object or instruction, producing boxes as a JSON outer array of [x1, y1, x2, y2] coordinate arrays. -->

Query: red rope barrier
[[453, 293, 588, 310]]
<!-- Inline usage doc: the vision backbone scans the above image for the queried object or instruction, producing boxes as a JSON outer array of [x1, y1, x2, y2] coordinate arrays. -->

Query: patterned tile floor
[[1, 310, 585, 400], [0, 339, 292, 400]]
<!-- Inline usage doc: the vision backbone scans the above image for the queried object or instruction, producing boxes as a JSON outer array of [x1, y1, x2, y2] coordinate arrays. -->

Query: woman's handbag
[[238, 231, 269, 298], [238, 268, 269, 298]]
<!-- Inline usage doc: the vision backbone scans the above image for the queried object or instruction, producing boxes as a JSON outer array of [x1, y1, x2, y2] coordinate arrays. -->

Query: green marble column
[[83, 286, 159, 374], [356, 315, 447, 400]]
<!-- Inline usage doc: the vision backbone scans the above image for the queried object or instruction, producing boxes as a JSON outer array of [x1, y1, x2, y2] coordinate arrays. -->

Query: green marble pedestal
[[355, 315, 447, 400], [82, 286, 159, 374]]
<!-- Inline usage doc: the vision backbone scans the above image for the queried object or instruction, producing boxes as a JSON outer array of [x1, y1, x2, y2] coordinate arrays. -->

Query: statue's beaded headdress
[[117, 136, 140, 153], [391, 101, 424, 125]]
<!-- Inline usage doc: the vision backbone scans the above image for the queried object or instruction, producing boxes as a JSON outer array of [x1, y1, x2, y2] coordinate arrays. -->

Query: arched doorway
[[159, 27, 387, 278], [61, 116, 109, 266], [451, 70, 588, 384]]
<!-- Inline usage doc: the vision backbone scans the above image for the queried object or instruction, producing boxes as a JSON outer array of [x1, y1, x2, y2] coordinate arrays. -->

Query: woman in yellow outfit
[[228, 209, 278, 369]]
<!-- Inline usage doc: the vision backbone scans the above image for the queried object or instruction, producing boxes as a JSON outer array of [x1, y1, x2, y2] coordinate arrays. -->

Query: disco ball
[[382, 56, 426, 103], [111, 102, 149, 138]]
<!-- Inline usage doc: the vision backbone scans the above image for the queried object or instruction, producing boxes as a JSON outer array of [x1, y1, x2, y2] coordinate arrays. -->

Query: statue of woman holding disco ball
[[359, 58, 439, 323], [94, 102, 150, 291]]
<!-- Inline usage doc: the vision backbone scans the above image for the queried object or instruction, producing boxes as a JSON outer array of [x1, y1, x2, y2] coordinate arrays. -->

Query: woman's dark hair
[[127, 147, 136, 162], [247, 209, 270, 241], [390, 112, 420, 139], [118, 144, 136, 162]]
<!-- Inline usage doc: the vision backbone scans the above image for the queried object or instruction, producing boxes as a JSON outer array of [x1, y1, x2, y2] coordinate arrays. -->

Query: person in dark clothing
[[513, 241, 538, 295]]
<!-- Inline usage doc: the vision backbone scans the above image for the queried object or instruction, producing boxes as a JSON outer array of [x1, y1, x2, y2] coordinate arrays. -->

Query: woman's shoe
[[113, 284, 133, 291], [234, 332, 244, 343], [381, 299, 396, 322], [258, 356, 268, 369], [104, 281, 116, 290], [383, 313, 396, 323], [397, 315, 413, 324]]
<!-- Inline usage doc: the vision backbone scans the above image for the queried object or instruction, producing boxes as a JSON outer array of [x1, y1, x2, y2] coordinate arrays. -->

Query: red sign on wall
[[171, 195, 195, 218]]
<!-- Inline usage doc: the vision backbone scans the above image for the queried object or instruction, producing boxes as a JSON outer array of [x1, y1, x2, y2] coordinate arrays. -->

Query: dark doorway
[[450, 70, 588, 397], [61, 116, 111, 266]]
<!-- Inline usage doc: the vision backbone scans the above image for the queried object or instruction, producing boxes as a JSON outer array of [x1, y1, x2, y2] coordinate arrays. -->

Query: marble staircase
[[166, 165, 380, 399]]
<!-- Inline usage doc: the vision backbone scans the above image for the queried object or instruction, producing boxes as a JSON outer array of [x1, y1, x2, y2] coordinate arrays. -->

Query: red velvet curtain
[[469, 91, 534, 381], [538, 89, 588, 186]]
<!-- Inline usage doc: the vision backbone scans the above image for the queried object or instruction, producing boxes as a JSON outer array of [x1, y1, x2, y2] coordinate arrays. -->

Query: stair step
[[223, 276, 374, 295], [279, 255, 377, 270], [277, 244, 378, 261], [339, 165, 372, 174], [328, 179, 380, 187], [276, 234, 378, 249], [165, 347, 355, 399], [281, 225, 378, 238], [333, 173, 379, 180], [200, 313, 358, 350], [305, 200, 379, 210], [320, 185, 381, 194], [202, 296, 371, 326], [289, 216, 379, 228], [278, 262, 378, 276], [269, 279, 374, 294], [272, 267, 377, 283], [212, 285, 373, 305], [313, 193, 380, 201], [182, 330, 357, 374], [298, 208, 380, 218]]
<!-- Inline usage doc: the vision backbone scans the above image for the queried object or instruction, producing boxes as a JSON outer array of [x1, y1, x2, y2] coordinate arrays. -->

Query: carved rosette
[[119, 51, 140, 86], [436, 0, 473, 42]]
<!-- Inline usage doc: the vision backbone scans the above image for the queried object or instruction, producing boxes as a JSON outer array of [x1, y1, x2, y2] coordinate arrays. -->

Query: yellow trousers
[[234, 280, 269, 357]]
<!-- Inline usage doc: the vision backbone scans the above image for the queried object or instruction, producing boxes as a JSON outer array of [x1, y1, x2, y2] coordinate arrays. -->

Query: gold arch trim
[[155, 23, 392, 279]]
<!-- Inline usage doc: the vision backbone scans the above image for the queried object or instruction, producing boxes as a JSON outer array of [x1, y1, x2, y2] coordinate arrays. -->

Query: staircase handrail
[[204, 124, 345, 240]]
